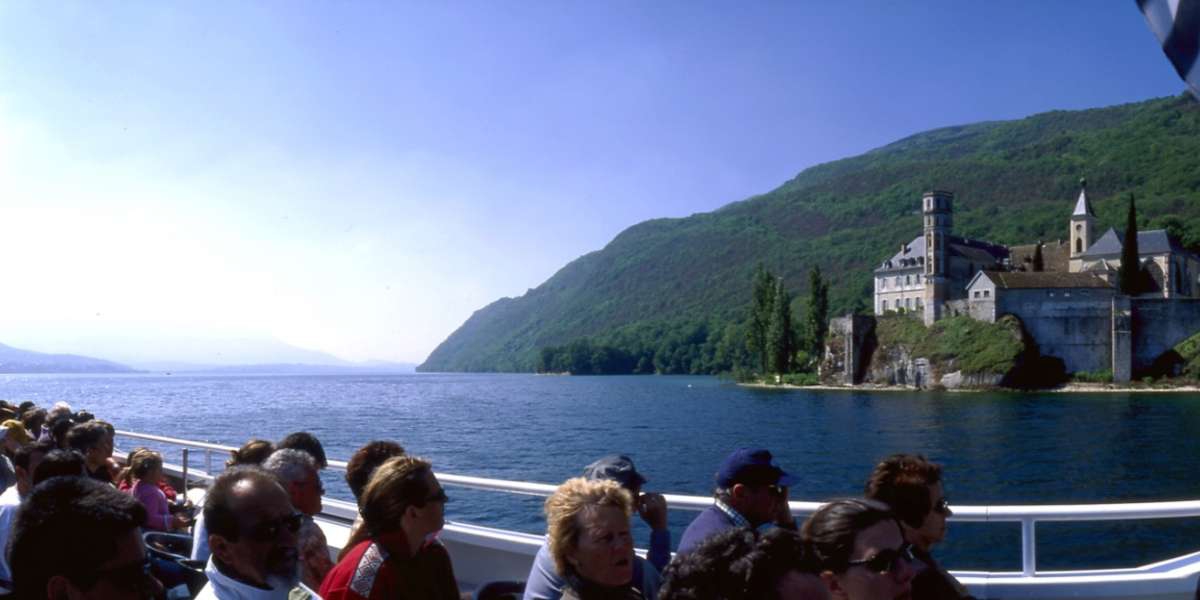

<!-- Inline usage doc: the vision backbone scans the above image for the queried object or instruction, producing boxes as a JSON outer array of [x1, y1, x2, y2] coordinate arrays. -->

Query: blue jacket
[[521, 532, 666, 600], [675, 506, 738, 557]]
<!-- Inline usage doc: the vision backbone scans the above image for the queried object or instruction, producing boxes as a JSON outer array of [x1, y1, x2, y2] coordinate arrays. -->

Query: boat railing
[[117, 430, 1200, 578]]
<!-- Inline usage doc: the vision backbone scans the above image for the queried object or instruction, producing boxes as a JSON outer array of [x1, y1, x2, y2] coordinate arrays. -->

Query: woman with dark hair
[[321, 455, 458, 600], [226, 438, 275, 468], [802, 499, 914, 600]]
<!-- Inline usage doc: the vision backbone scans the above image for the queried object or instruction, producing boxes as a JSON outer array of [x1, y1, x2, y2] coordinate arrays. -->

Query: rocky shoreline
[[738, 381, 1200, 393]]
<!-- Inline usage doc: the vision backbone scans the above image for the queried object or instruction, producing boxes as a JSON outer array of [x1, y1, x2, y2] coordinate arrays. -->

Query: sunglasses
[[847, 543, 915, 574], [72, 557, 154, 593], [934, 498, 951, 515], [244, 512, 303, 542], [767, 484, 788, 498], [424, 488, 450, 504]]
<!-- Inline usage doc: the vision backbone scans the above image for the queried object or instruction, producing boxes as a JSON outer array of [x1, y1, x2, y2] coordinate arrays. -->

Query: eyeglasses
[[847, 543, 915, 574], [934, 497, 951, 515], [244, 512, 303, 542], [72, 557, 155, 593], [767, 484, 787, 498], [300, 477, 325, 495]]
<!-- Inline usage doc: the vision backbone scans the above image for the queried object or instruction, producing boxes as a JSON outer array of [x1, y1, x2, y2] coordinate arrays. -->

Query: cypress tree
[[747, 264, 775, 374], [1032, 241, 1044, 272], [767, 278, 794, 375], [805, 266, 830, 358], [1119, 193, 1141, 295]]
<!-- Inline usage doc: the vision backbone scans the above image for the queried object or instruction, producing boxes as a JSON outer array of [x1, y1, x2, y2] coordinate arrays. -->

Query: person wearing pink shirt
[[127, 450, 189, 532]]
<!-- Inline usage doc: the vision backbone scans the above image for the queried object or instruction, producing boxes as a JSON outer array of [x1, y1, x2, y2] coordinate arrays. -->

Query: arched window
[[905, 275, 911, 286], [882, 300, 888, 311], [905, 298, 912, 309], [1075, 238, 1083, 253]]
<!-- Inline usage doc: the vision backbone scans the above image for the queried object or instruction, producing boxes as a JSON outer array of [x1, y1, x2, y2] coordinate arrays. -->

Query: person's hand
[[172, 514, 191, 531], [773, 488, 797, 529], [638, 492, 669, 530]]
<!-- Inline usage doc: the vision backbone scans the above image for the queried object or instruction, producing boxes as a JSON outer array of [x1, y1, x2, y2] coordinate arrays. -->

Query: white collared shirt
[[194, 557, 306, 600]]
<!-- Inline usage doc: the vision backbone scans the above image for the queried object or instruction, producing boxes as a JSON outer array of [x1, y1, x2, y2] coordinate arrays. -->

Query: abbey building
[[873, 182, 1200, 326]]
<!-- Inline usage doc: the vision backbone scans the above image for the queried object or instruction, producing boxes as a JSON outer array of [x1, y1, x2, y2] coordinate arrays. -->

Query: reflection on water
[[2, 373, 1198, 570]]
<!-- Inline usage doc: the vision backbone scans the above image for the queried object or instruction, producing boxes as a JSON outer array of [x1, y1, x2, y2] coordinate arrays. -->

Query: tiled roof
[[1072, 186, 1096, 218], [1082, 259, 1118, 273], [1080, 228, 1184, 258], [977, 271, 1113, 290], [1009, 240, 1070, 272], [947, 235, 1009, 263], [875, 236, 926, 272]]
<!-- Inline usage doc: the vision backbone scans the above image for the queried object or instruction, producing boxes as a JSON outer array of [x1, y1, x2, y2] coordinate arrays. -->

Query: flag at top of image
[[1138, 0, 1200, 98]]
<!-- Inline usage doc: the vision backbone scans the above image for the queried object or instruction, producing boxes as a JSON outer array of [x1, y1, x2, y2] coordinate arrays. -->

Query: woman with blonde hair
[[320, 455, 459, 600], [544, 477, 642, 600]]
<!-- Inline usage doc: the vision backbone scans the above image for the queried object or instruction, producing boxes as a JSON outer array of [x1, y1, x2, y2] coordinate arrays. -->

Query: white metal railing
[[117, 430, 1200, 578]]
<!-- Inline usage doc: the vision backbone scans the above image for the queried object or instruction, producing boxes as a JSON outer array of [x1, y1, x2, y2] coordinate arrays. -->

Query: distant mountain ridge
[[420, 93, 1200, 372], [0, 343, 136, 373]]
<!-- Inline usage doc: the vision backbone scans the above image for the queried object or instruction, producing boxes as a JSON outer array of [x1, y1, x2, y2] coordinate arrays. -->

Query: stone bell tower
[[1069, 177, 1096, 273], [922, 190, 953, 325]]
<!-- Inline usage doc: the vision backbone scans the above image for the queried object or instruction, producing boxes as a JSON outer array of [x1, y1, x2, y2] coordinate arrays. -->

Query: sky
[[0, 2, 1187, 365]]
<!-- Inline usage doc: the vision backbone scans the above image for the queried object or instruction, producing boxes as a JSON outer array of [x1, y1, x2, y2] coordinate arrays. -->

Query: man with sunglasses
[[9, 475, 164, 599], [676, 448, 799, 557], [264, 448, 333, 592], [197, 466, 305, 599], [864, 454, 972, 600]]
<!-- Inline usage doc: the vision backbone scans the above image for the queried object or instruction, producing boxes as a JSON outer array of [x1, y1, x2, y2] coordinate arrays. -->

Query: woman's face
[[828, 520, 914, 600], [566, 505, 634, 587]]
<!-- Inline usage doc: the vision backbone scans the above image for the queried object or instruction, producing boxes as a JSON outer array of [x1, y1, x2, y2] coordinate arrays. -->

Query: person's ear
[[730, 483, 748, 499], [820, 570, 847, 600], [46, 574, 73, 600], [209, 534, 234, 563]]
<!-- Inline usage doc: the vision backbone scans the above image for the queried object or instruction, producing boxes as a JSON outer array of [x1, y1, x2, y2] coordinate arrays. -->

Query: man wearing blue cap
[[676, 448, 798, 556]]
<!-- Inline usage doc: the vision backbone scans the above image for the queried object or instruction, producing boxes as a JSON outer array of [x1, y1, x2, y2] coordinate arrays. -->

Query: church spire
[[1073, 177, 1096, 218]]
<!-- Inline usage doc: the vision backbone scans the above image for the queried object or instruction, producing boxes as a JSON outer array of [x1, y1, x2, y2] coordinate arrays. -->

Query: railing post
[[181, 448, 190, 494], [205, 450, 213, 476], [1021, 519, 1036, 576]]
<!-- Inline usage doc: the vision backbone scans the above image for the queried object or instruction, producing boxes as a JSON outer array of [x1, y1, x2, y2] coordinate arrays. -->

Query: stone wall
[[995, 288, 1114, 374], [1130, 298, 1200, 371]]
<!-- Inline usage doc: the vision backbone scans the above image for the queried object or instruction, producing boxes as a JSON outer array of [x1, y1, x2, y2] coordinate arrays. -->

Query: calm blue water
[[2, 372, 1198, 572]]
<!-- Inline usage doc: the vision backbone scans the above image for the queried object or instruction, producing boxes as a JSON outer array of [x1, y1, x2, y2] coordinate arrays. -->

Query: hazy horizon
[[0, 3, 1185, 364]]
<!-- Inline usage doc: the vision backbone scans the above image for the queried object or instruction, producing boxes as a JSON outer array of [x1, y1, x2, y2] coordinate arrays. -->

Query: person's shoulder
[[192, 582, 218, 600]]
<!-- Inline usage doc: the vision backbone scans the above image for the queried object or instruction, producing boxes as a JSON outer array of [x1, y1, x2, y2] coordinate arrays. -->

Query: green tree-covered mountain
[[419, 94, 1200, 373]]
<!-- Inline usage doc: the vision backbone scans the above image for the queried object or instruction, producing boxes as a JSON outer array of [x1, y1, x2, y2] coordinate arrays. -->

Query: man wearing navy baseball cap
[[676, 448, 798, 556]]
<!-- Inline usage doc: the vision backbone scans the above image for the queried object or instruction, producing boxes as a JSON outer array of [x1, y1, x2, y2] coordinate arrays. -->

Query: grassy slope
[[420, 94, 1200, 372]]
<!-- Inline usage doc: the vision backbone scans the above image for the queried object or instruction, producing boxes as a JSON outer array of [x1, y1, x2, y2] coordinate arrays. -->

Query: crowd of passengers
[[0, 400, 970, 600]]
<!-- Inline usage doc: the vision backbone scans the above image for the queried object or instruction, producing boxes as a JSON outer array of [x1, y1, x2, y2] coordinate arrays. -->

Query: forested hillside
[[419, 94, 1200, 373]]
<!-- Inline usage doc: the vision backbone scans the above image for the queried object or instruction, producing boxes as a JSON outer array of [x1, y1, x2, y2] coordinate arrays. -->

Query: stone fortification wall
[[1131, 298, 1200, 370], [996, 289, 1114, 374], [825, 314, 876, 384]]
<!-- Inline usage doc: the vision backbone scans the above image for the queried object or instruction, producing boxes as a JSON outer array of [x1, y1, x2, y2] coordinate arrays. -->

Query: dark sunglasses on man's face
[[847, 543, 915, 575], [934, 497, 951, 515], [766, 484, 787, 498], [244, 512, 303, 542]]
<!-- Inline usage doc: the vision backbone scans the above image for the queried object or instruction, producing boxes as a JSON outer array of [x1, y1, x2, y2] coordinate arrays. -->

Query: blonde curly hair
[[544, 477, 633, 577]]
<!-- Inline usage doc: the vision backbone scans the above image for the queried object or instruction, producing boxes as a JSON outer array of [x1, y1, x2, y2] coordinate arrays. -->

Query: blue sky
[[0, 2, 1186, 364]]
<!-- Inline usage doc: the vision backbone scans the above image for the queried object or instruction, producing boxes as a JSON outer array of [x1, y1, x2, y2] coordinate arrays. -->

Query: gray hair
[[262, 448, 317, 486]]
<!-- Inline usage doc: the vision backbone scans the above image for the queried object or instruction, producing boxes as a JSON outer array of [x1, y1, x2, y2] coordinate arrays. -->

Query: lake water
[[2, 372, 1198, 572]]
